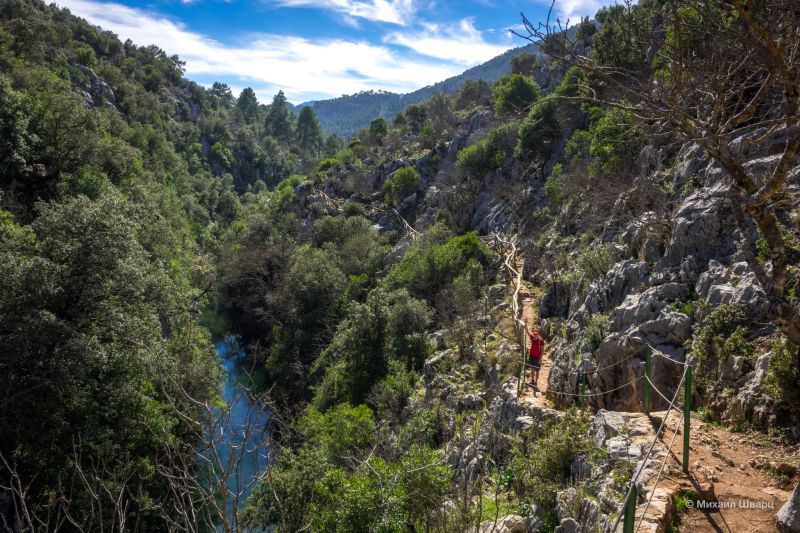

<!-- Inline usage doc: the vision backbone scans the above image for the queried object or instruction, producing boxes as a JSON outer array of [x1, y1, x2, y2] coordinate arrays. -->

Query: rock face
[[695, 260, 770, 318], [658, 183, 738, 272], [777, 482, 800, 533], [76, 64, 116, 108], [478, 514, 527, 533]]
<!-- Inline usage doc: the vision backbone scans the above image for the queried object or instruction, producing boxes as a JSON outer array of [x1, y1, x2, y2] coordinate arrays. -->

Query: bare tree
[[0, 378, 271, 532], [156, 378, 272, 533], [515, 0, 800, 344]]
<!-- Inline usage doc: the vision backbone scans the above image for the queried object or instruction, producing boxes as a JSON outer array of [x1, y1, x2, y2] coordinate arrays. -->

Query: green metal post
[[517, 343, 524, 397], [622, 483, 637, 533], [683, 365, 692, 473], [644, 347, 652, 413], [579, 373, 586, 409]]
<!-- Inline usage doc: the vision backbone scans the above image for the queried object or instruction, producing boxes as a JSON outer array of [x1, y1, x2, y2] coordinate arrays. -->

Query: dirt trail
[[503, 259, 795, 532], [657, 411, 795, 533], [515, 264, 553, 409]]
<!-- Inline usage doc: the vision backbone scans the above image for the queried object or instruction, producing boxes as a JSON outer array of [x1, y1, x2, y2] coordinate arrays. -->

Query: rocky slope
[[307, 43, 800, 529]]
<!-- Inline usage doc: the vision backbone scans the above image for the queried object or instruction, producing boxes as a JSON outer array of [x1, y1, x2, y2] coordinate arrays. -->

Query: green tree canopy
[[368, 117, 388, 145], [265, 90, 293, 144], [510, 52, 540, 76], [492, 73, 540, 115], [237, 87, 260, 122], [296, 105, 323, 156]]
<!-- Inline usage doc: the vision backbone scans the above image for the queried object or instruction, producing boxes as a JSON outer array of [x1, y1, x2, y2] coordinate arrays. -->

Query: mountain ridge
[[295, 41, 542, 138]]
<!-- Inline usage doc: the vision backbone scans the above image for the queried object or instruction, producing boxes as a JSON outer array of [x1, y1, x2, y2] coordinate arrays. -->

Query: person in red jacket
[[527, 325, 545, 389]]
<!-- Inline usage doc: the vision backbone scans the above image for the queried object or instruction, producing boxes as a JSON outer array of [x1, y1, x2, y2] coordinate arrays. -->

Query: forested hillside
[[1, 0, 800, 531], [0, 0, 337, 528], [300, 41, 546, 138]]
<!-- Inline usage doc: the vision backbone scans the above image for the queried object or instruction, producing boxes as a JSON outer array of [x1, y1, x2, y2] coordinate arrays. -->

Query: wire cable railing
[[485, 235, 696, 533], [635, 410, 685, 532], [611, 363, 689, 533]]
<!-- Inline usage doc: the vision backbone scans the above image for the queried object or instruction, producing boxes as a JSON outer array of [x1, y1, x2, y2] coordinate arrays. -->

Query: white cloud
[[385, 18, 509, 65], [268, 0, 417, 25], [56, 0, 464, 102], [545, 0, 617, 23]]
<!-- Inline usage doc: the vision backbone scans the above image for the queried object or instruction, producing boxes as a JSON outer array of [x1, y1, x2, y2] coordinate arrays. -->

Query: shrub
[[420, 122, 436, 149], [553, 66, 587, 98], [573, 244, 615, 282], [243, 447, 330, 532], [691, 303, 751, 366], [397, 401, 448, 448], [385, 232, 492, 302], [492, 73, 540, 114], [405, 104, 427, 134], [456, 122, 518, 177], [515, 99, 560, 166], [575, 17, 596, 44], [312, 288, 430, 409], [382, 166, 420, 206], [368, 117, 388, 145], [763, 336, 800, 420], [544, 163, 565, 204], [583, 313, 610, 351], [510, 411, 593, 521], [75, 46, 96, 67], [301, 403, 375, 465], [310, 446, 450, 532], [318, 156, 341, 172], [210, 141, 234, 170], [342, 201, 366, 217], [510, 52, 539, 76], [368, 361, 417, 421], [454, 78, 491, 110], [563, 128, 592, 164], [588, 108, 639, 173]]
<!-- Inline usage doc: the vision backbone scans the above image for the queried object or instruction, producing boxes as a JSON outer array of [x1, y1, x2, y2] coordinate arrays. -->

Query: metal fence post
[[579, 372, 586, 409], [623, 483, 637, 533], [683, 365, 692, 473], [644, 347, 652, 413], [517, 343, 524, 397]]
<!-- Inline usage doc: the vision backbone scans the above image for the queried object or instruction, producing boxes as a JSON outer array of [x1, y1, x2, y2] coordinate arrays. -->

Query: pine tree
[[264, 90, 293, 145], [296, 106, 322, 157], [237, 87, 259, 123]]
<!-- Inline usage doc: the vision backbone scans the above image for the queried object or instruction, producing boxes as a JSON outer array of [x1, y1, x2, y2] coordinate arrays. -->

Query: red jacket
[[529, 332, 544, 359]]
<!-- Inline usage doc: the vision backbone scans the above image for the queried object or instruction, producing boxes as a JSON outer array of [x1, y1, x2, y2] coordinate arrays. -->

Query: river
[[215, 338, 271, 526]]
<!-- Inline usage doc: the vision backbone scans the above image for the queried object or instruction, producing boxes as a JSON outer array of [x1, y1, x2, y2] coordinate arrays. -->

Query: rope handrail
[[644, 375, 682, 410], [610, 364, 688, 533], [576, 352, 639, 375], [648, 345, 690, 367], [580, 344, 688, 376], [545, 375, 645, 398], [635, 411, 684, 532]]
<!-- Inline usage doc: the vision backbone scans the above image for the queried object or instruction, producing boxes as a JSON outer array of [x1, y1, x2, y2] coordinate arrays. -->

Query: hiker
[[527, 325, 545, 389]]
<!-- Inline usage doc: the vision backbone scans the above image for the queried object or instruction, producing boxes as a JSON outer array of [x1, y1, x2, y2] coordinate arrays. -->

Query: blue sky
[[57, 0, 613, 103]]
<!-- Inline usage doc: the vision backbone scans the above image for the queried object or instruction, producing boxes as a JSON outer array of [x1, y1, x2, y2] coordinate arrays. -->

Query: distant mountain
[[300, 42, 543, 139]]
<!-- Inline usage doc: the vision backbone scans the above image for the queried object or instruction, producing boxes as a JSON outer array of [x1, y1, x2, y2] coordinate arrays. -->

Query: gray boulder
[[696, 261, 770, 317], [724, 353, 775, 428], [90, 78, 115, 103], [591, 410, 626, 447], [540, 281, 573, 319], [554, 517, 581, 533], [777, 482, 800, 533], [610, 283, 688, 331], [447, 133, 469, 160], [659, 183, 738, 270], [469, 110, 491, 131], [479, 514, 527, 533], [638, 310, 692, 346]]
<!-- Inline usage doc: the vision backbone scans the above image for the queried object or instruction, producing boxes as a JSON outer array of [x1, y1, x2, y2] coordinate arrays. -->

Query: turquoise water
[[214, 339, 270, 525]]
